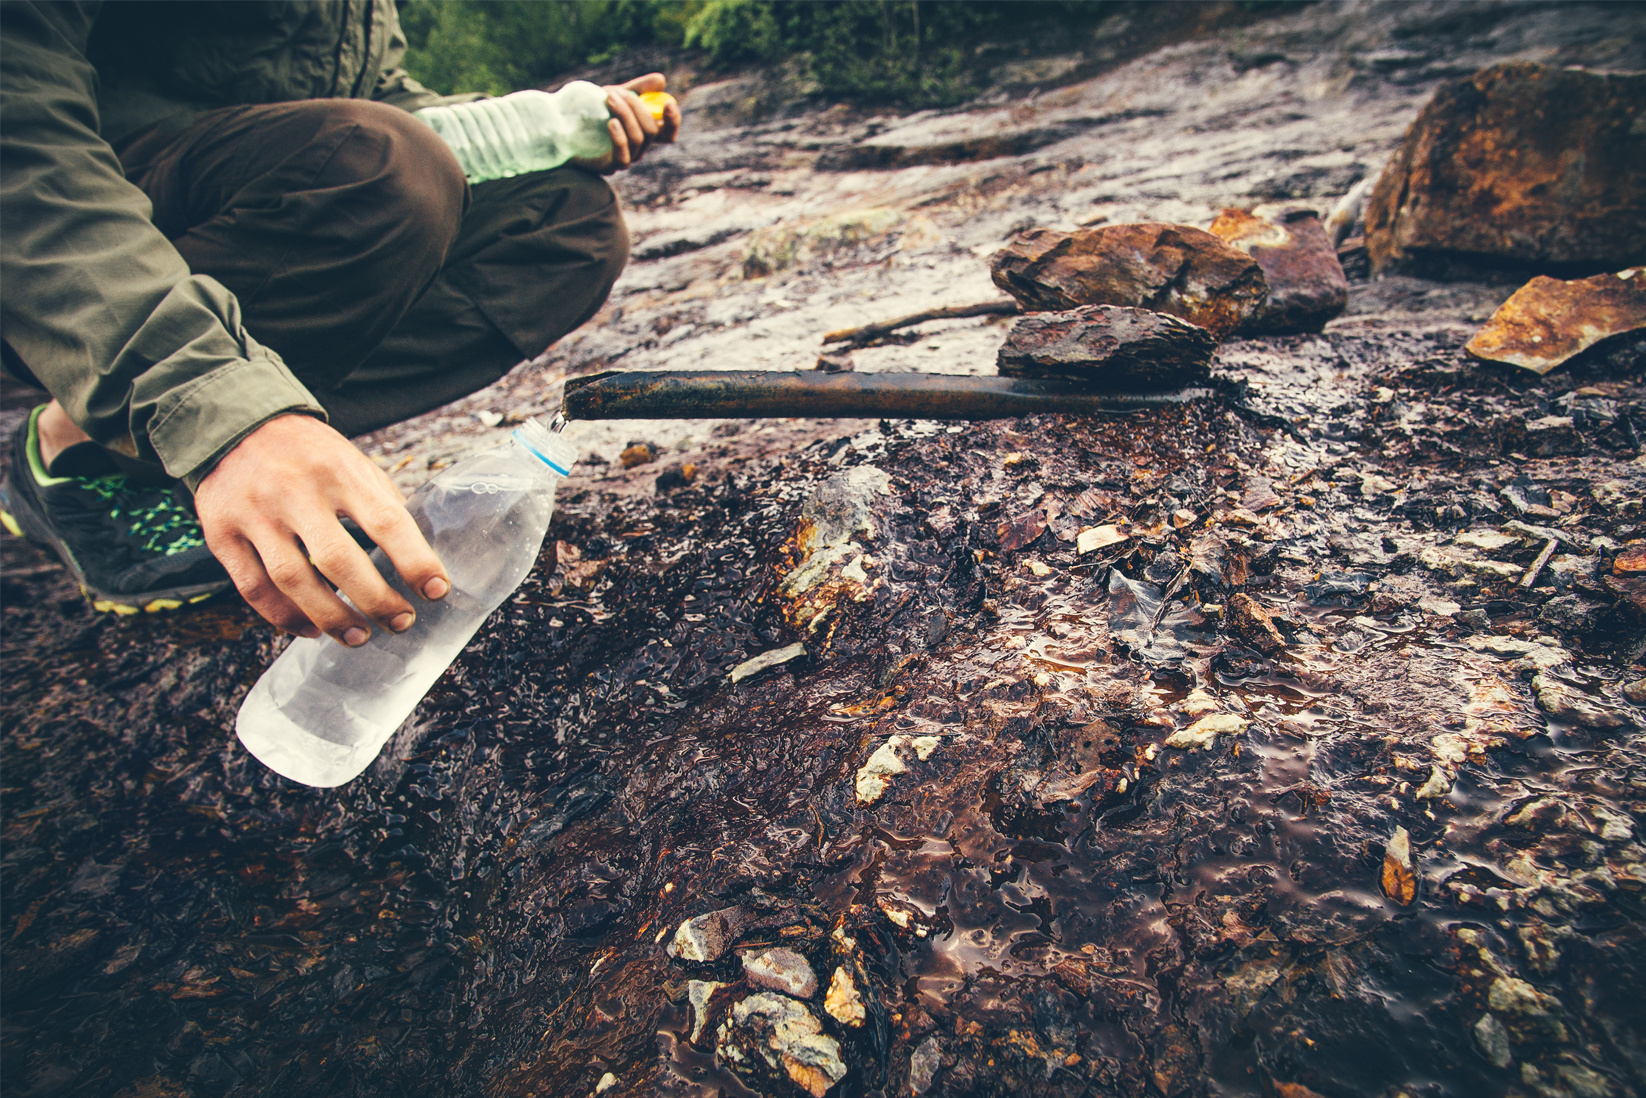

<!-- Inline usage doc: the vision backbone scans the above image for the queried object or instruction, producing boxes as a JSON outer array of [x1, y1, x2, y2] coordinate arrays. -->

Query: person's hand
[[597, 72, 681, 174], [194, 414, 450, 646]]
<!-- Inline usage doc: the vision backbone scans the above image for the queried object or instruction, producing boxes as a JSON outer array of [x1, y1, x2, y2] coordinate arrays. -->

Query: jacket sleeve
[[0, 0, 327, 489], [370, 10, 485, 113]]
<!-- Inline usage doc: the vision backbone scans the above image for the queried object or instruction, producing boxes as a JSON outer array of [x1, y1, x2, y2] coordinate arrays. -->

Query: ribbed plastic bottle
[[236, 420, 576, 787], [416, 82, 673, 183]]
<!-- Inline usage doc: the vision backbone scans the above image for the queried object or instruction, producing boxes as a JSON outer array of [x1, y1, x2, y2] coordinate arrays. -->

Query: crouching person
[[0, 0, 678, 645]]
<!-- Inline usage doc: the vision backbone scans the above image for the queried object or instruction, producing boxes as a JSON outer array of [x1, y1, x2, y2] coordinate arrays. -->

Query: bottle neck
[[512, 421, 577, 479]]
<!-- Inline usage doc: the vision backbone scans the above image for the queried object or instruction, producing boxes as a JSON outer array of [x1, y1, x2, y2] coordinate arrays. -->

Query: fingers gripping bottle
[[415, 81, 675, 183], [236, 420, 576, 787]]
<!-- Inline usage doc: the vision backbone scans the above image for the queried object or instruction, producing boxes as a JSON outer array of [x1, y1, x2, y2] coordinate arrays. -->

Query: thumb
[[622, 72, 666, 94]]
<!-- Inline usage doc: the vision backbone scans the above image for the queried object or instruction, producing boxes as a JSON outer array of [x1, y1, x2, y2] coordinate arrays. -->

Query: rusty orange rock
[[1615, 543, 1646, 576], [989, 223, 1267, 339], [1209, 206, 1348, 334], [1381, 826, 1417, 906], [1465, 269, 1646, 375], [1367, 61, 1646, 275]]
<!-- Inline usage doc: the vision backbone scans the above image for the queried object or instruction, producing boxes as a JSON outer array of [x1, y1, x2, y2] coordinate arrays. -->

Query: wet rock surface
[[990, 224, 1267, 340], [1466, 269, 1646, 376], [1367, 61, 1646, 277], [996, 305, 1216, 390], [1210, 207, 1350, 335], [5, 5, 1646, 1098]]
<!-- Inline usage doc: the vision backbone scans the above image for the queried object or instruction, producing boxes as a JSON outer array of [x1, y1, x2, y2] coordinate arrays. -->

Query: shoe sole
[[0, 493, 232, 615]]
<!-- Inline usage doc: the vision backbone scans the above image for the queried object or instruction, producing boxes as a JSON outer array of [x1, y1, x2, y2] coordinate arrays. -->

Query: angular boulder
[[1465, 269, 1646, 375], [990, 223, 1268, 339], [996, 304, 1217, 390], [1367, 62, 1646, 275], [1209, 206, 1348, 334]]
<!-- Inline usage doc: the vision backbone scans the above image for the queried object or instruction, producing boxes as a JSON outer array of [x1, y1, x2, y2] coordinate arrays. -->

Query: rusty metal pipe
[[562, 370, 1207, 421]]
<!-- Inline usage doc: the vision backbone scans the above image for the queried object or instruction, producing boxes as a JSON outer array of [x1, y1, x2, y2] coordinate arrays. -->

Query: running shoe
[[0, 407, 232, 614]]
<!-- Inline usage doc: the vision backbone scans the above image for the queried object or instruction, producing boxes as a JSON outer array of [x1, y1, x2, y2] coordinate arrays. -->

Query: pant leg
[[116, 99, 468, 393], [317, 166, 630, 438]]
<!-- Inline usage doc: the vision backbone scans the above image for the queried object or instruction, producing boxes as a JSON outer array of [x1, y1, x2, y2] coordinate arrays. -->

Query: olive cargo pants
[[113, 98, 629, 441]]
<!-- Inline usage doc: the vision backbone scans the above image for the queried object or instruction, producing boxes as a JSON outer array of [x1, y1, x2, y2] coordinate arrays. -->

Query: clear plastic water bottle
[[236, 420, 576, 787], [416, 81, 617, 182]]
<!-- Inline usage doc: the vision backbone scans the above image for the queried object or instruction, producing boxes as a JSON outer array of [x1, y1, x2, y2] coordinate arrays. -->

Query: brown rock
[[1606, 574, 1646, 616], [620, 441, 658, 468], [1465, 270, 1646, 375], [1367, 62, 1646, 275], [1209, 206, 1348, 334], [1615, 543, 1646, 576], [1226, 593, 1286, 653], [656, 463, 699, 493], [990, 223, 1267, 339], [996, 304, 1217, 390]]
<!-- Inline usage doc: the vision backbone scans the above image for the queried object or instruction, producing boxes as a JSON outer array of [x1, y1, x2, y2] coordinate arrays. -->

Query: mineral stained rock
[[687, 980, 730, 1044], [989, 223, 1268, 339], [1163, 713, 1247, 751], [1465, 269, 1646, 375], [823, 967, 866, 1027], [741, 947, 819, 999], [717, 993, 847, 1098], [1209, 206, 1348, 334], [1367, 61, 1646, 275], [668, 907, 752, 962], [996, 304, 1217, 389]]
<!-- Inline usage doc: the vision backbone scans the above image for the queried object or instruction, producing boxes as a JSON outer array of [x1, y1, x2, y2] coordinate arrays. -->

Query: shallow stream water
[[4, 4, 1645, 1097]]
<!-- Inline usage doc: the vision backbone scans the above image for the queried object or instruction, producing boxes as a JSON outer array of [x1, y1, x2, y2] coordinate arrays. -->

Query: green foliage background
[[399, 0, 1113, 107]]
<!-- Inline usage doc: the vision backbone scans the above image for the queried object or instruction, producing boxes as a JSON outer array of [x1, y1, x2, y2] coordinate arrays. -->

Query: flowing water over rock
[[4, 4, 1644, 1097]]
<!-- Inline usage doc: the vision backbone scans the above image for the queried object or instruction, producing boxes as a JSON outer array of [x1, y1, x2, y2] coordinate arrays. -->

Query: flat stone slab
[[996, 304, 1216, 390], [1465, 269, 1646, 375], [989, 223, 1267, 339]]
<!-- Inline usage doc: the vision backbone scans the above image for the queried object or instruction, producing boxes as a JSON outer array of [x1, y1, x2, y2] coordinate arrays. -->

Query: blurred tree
[[401, 0, 1112, 106], [400, 0, 707, 96]]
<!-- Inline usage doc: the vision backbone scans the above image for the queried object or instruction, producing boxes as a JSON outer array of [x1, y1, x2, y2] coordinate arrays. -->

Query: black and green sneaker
[[0, 407, 232, 614]]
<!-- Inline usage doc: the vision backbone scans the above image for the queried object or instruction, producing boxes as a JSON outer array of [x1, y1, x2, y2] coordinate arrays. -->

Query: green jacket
[[0, 1, 471, 487]]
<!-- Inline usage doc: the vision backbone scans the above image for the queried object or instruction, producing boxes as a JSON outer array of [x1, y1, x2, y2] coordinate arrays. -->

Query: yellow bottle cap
[[638, 91, 676, 123]]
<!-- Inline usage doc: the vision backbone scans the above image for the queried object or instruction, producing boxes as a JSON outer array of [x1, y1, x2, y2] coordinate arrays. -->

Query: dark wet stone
[[1538, 594, 1611, 638], [996, 304, 1216, 390], [1210, 206, 1349, 334], [1500, 415, 1585, 457], [1500, 476, 1552, 515], [814, 353, 855, 373], [989, 223, 1267, 339], [1605, 573, 1646, 616], [1305, 572, 1373, 604], [656, 462, 699, 493], [1226, 592, 1286, 653], [1367, 62, 1646, 276]]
